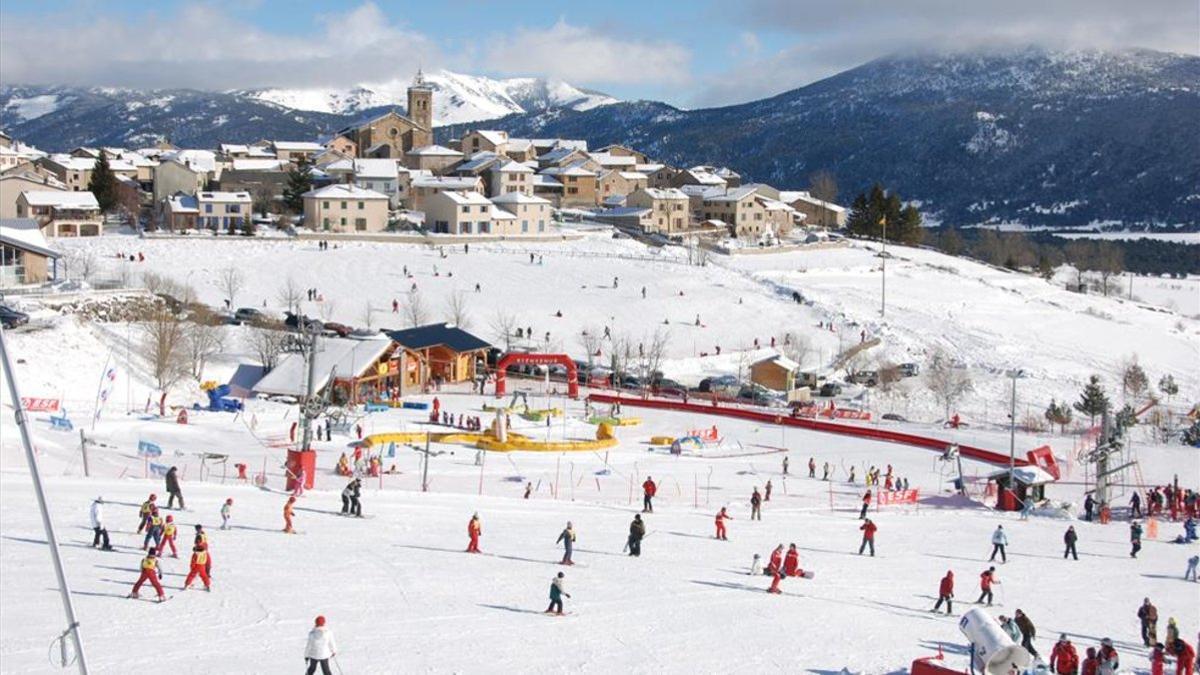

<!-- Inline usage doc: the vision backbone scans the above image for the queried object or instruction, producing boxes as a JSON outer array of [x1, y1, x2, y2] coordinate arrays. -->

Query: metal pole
[[299, 325, 319, 452], [0, 327, 90, 674], [422, 434, 430, 492], [79, 429, 90, 478], [880, 217, 887, 317], [1008, 374, 1017, 489]]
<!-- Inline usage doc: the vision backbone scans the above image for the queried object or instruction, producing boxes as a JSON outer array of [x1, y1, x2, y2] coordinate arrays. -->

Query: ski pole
[[334, 655, 345, 675]]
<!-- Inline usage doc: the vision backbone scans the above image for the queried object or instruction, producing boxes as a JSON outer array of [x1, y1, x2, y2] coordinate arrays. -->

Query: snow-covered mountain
[[241, 70, 618, 125]]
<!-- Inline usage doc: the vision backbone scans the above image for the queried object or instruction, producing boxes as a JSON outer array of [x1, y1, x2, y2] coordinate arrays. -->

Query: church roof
[[338, 109, 427, 137]]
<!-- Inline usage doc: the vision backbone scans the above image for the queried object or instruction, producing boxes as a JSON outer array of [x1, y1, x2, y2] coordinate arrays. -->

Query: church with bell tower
[[334, 70, 436, 159]]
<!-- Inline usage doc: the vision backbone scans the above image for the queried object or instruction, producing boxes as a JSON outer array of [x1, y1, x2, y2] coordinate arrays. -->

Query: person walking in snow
[[859, 489, 872, 520], [160, 515, 178, 558], [1130, 520, 1144, 558], [304, 615, 338, 675], [989, 525, 1008, 563], [782, 456, 789, 475], [1049, 634, 1080, 675], [1014, 609, 1038, 657], [822, 462, 831, 481], [90, 496, 112, 550], [764, 480, 772, 502], [808, 457, 816, 478], [858, 518, 877, 556], [627, 514, 645, 557], [130, 549, 166, 601], [165, 466, 185, 510], [183, 543, 211, 591], [137, 494, 157, 533], [466, 513, 482, 553], [998, 615, 1020, 643], [750, 488, 763, 520], [1130, 491, 1143, 518], [220, 499, 232, 530], [1063, 525, 1079, 560], [1084, 493, 1095, 522], [642, 476, 657, 513], [932, 570, 954, 615], [557, 522, 576, 565], [283, 496, 296, 534], [547, 572, 571, 615], [977, 566, 997, 606], [1139, 598, 1159, 647], [715, 507, 732, 540]]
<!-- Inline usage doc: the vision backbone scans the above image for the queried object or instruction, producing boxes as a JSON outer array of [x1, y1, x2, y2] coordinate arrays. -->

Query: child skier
[[284, 496, 296, 533], [858, 518, 877, 556], [749, 553, 763, 576], [130, 549, 165, 601], [859, 490, 872, 519], [136, 494, 157, 533], [1131, 520, 1144, 558], [220, 499, 232, 530], [556, 522, 576, 565], [183, 543, 211, 591], [642, 477, 657, 513], [715, 507, 732, 540], [546, 572, 570, 615], [467, 513, 482, 553], [978, 567, 997, 606], [627, 515, 645, 556], [160, 515, 178, 558], [1063, 525, 1079, 560], [142, 508, 164, 551], [90, 496, 112, 550], [194, 524, 212, 578]]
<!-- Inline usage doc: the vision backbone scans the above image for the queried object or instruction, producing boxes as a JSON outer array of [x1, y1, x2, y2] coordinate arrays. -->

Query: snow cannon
[[205, 384, 243, 413], [958, 609, 1031, 675]]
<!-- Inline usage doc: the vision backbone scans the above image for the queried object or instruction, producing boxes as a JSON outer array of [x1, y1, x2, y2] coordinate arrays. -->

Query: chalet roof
[[406, 144, 463, 157], [20, 191, 100, 209], [302, 184, 388, 200], [253, 336, 393, 397], [0, 218, 59, 258], [385, 323, 491, 353]]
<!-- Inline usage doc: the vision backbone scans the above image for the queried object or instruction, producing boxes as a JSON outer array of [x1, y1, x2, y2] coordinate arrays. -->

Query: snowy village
[[0, 2, 1198, 674]]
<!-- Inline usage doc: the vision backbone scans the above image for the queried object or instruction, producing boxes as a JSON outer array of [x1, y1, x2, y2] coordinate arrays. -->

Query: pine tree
[[1073, 375, 1110, 426], [1114, 403, 1137, 431], [1157, 374, 1178, 398], [1122, 361, 1148, 402], [87, 154, 119, 212], [282, 158, 313, 215]]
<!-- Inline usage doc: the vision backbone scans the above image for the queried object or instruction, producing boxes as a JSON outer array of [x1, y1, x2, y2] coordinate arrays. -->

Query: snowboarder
[[764, 480, 772, 502], [750, 488, 762, 520], [1049, 634, 1079, 675], [467, 513, 482, 553], [165, 466, 185, 510], [160, 515, 178, 558], [142, 508, 164, 551], [283, 496, 296, 533], [1130, 520, 1143, 558], [989, 525, 1008, 563], [1014, 609, 1038, 657], [1063, 525, 1079, 560], [715, 507, 732, 540], [90, 496, 112, 550], [627, 515, 645, 556], [1139, 598, 1159, 647], [137, 494, 157, 533], [642, 476, 657, 513], [304, 615, 338, 675], [932, 570, 954, 615], [341, 479, 362, 516], [220, 498, 232, 530], [183, 543, 211, 591], [859, 489, 872, 520], [977, 567, 997, 606], [858, 518, 876, 556], [546, 572, 570, 615], [783, 544, 802, 577], [557, 522, 576, 565], [808, 457, 816, 478], [130, 549, 165, 601]]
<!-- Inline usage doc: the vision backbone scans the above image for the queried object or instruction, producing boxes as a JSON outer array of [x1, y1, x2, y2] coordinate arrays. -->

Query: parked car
[[698, 375, 739, 394], [736, 385, 774, 406], [881, 413, 908, 422], [0, 305, 30, 329], [898, 363, 920, 377], [818, 382, 843, 397], [845, 370, 879, 387], [618, 374, 643, 390], [234, 307, 266, 325]]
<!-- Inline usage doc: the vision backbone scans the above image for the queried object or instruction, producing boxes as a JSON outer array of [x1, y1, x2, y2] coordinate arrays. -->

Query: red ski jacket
[[938, 573, 954, 596]]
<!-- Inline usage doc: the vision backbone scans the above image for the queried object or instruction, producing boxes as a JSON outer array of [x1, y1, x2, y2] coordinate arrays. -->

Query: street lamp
[[1006, 368, 1026, 489]]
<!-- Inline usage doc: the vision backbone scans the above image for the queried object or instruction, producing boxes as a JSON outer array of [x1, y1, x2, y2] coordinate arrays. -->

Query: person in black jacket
[[627, 515, 645, 556], [165, 466, 184, 510], [342, 479, 362, 517], [1063, 526, 1079, 560], [1014, 609, 1038, 657]]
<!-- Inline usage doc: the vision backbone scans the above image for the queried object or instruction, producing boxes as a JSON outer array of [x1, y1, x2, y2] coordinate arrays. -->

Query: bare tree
[[578, 326, 602, 367], [184, 311, 225, 379], [247, 323, 288, 372], [1094, 242, 1124, 297], [277, 277, 304, 316], [404, 289, 428, 328], [489, 310, 518, 351], [217, 266, 244, 309], [780, 332, 814, 370], [925, 348, 973, 419], [1063, 241, 1093, 291], [642, 327, 670, 386], [445, 291, 472, 329], [610, 335, 636, 381], [141, 271, 171, 296], [65, 248, 97, 281], [361, 300, 377, 330], [318, 299, 337, 322], [142, 308, 188, 392], [252, 185, 275, 218]]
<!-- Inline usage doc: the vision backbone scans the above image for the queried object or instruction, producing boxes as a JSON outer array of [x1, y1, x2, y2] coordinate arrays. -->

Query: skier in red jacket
[[130, 550, 165, 601], [1049, 634, 1079, 675], [183, 543, 212, 591], [1170, 638, 1195, 675], [767, 544, 784, 575], [642, 477, 657, 513], [159, 515, 178, 558], [977, 566, 997, 606], [714, 507, 732, 540], [858, 518, 877, 556], [783, 544, 802, 577], [932, 570, 954, 614], [466, 513, 482, 553], [859, 490, 872, 519], [1080, 648, 1099, 675]]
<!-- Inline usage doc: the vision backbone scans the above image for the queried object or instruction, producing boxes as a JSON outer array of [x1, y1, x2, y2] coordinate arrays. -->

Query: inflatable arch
[[494, 352, 578, 399]]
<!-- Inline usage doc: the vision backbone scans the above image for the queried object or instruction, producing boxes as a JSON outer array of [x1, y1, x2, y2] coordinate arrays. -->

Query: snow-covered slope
[[244, 69, 619, 124]]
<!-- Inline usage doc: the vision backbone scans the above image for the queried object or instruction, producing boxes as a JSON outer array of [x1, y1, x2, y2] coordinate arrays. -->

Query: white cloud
[[482, 19, 691, 87]]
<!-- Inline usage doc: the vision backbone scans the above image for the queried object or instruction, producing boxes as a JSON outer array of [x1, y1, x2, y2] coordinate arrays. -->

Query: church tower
[[407, 69, 434, 147]]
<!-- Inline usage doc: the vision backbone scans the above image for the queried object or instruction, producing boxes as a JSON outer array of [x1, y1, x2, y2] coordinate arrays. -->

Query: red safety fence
[[587, 393, 1029, 468]]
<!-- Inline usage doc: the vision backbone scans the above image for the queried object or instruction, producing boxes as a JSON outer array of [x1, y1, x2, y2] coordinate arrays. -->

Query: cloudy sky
[[1, 0, 1196, 108]]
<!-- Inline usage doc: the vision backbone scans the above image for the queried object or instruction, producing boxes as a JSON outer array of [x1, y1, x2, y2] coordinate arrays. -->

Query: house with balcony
[[15, 190, 102, 237]]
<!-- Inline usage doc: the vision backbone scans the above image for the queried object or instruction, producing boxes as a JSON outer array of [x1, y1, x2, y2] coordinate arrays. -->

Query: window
[[340, 217, 346, 227], [323, 201, 330, 209], [357, 201, 365, 210], [538, 221, 545, 232], [461, 206, 469, 214], [229, 204, 241, 214], [464, 222, 473, 234], [567, 187, 578, 195], [521, 221, 528, 233], [204, 204, 213, 213], [341, 201, 348, 209], [480, 222, 490, 234], [323, 218, 330, 229], [355, 218, 367, 231]]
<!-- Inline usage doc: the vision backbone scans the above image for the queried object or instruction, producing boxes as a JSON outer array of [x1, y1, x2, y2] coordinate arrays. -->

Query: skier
[[142, 508, 164, 551], [858, 518, 876, 556], [808, 457, 816, 478], [1130, 520, 1143, 558], [183, 542, 211, 591], [848, 466, 856, 484], [293, 467, 307, 498], [1084, 493, 1096, 521], [1014, 609, 1038, 658], [1185, 555, 1199, 582], [1151, 643, 1167, 675], [220, 498, 232, 530], [989, 525, 1008, 563], [524, 482, 533, 499], [749, 553, 763, 576], [750, 488, 763, 520], [613, 276, 619, 289], [1063, 525, 1079, 560], [283, 496, 296, 534], [90, 496, 112, 550], [165, 466, 185, 509], [1139, 598, 1159, 647], [1131, 491, 1143, 518], [557, 522, 576, 565], [859, 489, 872, 520], [1169, 638, 1195, 675], [137, 494, 157, 533], [715, 507, 732, 540], [160, 515, 178, 558], [782, 457, 789, 475], [1097, 638, 1119, 674], [627, 514, 645, 557], [1049, 634, 1080, 675], [546, 572, 570, 615], [977, 567, 997, 606], [783, 544, 802, 577], [304, 615, 338, 675], [467, 513, 482, 553], [932, 570, 954, 615], [194, 524, 212, 578], [642, 476, 657, 513], [822, 462, 831, 481], [130, 549, 166, 601]]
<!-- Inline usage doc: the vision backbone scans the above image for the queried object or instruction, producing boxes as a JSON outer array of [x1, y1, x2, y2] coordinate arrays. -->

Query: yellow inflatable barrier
[[649, 435, 676, 446], [588, 416, 641, 427], [364, 422, 619, 454]]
